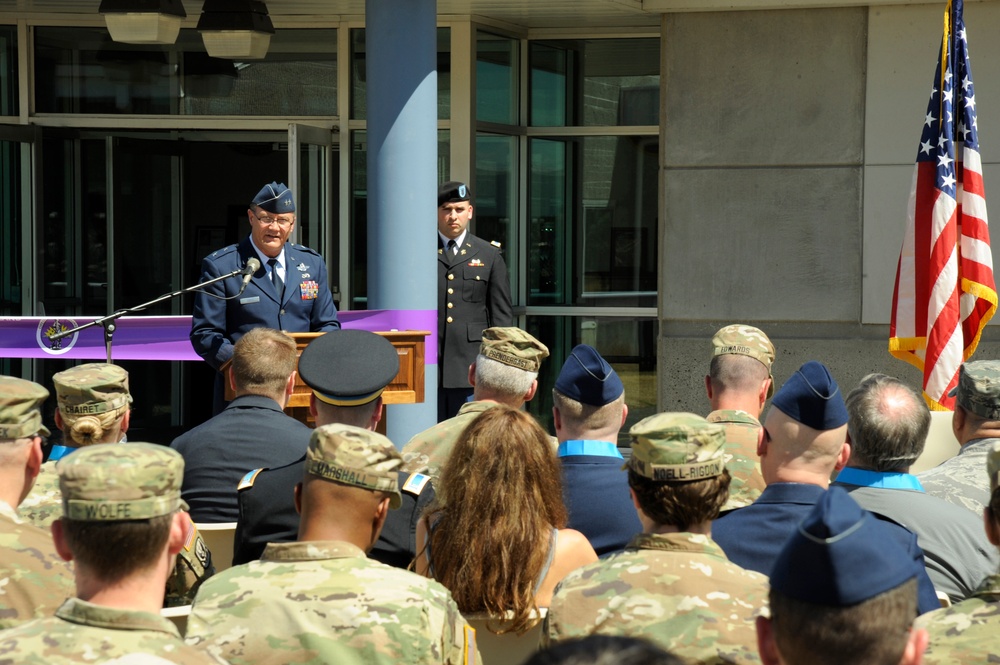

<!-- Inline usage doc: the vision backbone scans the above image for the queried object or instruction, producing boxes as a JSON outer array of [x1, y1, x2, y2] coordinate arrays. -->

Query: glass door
[[288, 123, 338, 308]]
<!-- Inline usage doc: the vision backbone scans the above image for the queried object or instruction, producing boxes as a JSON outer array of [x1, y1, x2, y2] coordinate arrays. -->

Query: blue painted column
[[366, 0, 438, 447]]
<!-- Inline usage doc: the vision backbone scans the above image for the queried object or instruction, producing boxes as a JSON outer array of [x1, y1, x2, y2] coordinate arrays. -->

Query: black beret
[[298, 330, 399, 406], [438, 181, 471, 207]]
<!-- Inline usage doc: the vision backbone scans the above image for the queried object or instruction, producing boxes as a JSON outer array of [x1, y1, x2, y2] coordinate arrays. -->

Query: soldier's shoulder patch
[[402, 472, 431, 496], [238, 468, 267, 490], [490, 240, 502, 248]]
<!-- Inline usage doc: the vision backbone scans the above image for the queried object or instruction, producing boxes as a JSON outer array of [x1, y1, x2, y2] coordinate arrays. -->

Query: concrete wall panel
[[663, 8, 866, 167], [663, 166, 862, 320], [658, 321, 1000, 416]]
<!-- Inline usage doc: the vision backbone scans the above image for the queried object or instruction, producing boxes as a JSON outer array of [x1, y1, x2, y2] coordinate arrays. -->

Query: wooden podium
[[224, 330, 428, 431]]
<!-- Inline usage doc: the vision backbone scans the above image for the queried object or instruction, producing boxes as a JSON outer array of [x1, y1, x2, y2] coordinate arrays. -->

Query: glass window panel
[[477, 32, 517, 125], [40, 137, 109, 315], [530, 38, 659, 127], [351, 27, 451, 121], [528, 136, 658, 307], [1, 139, 22, 317], [34, 27, 337, 116], [525, 315, 658, 445], [474, 134, 516, 260], [0, 26, 17, 116], [349, 130, 449, 310]]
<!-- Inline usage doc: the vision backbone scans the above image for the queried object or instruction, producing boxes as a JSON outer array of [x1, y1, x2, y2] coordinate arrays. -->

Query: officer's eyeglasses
[[252, 210, 294, 229]]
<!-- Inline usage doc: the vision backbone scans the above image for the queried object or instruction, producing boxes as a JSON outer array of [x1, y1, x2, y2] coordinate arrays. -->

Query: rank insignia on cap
[[297, 263, 309, 271]]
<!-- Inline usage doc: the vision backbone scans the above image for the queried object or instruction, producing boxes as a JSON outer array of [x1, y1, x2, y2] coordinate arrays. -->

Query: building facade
[[1, 0, 998, 443]]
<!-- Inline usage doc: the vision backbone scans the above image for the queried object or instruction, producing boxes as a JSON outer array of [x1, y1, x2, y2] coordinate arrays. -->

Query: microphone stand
[[47, 266, 251, 364]]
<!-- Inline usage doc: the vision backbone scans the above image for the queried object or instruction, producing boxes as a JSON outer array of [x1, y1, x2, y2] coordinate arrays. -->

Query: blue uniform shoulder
[[289, 243, 323, 257], [206, 243, 238, 261]]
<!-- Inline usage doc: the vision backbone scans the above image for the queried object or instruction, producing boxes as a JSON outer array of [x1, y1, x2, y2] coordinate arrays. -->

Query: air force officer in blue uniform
[[190, 182, 340, 381]]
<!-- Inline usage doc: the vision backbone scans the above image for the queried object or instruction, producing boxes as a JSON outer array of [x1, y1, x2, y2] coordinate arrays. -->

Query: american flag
[[889, 0, 997, 410]]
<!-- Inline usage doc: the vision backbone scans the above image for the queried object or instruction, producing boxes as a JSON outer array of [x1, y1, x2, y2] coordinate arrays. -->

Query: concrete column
[[366, 0, 438, 447]]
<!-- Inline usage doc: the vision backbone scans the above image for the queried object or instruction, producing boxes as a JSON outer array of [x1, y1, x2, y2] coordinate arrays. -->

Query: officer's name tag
[[240, 296, 260, 304]]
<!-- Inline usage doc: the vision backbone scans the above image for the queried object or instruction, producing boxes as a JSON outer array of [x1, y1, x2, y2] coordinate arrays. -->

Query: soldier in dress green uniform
[[0, 443, 225, 664], [546, 412, 769, 665]]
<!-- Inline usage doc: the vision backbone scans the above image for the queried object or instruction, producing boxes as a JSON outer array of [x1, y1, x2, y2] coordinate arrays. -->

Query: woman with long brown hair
[[415, 405, 598, 633]]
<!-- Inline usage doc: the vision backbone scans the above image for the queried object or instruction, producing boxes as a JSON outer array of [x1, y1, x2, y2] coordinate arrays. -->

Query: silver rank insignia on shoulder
[[491, 240, 502, 248]]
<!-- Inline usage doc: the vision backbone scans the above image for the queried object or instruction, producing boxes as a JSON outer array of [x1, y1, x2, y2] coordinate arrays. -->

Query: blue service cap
[[554, 344, 624, 407], [252, 181, 295, 214], [298, 330, 399, 407], [438, 181, 471, 207], [771, 361, 848, 431], [771, 486, 920, 606]]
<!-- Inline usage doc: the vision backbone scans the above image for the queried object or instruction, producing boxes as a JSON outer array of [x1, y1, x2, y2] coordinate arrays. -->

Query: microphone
[[238, 257, 261, 294]]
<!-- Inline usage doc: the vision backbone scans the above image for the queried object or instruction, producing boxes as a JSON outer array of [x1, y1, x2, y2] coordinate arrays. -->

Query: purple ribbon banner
[[0, 311, 437, 364]]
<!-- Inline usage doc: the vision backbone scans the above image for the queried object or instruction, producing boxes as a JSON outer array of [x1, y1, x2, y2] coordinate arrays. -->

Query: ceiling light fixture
[[98, 0, 186, 45], [197, 0, 275, 60]]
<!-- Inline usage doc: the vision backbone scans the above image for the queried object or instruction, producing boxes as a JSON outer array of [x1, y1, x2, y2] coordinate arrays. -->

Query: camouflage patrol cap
[[479, 327, 549, 373], [987, 441, 1000, 493], [0, 376, 50, 439], [305, 424, 403, 508], [57, 443, 186, 521], [53, 363, 131, 417], [712, 324, 776, 398], [949, 360, 1000, 420], [624, 412, 727, 482]]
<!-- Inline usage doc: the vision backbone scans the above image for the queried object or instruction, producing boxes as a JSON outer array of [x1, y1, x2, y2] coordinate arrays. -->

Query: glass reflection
[[477, 32, 517, 125], [530, 38, 659, 127], [1, 26, 17, 116], [528, 136, 658, 307], [526, 315, 658, 446]]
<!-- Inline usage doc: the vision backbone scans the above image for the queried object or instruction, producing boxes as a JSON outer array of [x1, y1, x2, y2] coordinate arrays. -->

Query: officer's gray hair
[[475, 355, 537, 398], [845, 373, 929, 472]]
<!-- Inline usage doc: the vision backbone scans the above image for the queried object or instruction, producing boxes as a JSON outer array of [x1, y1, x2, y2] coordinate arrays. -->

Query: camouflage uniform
[[403, 327, 550, 479], [19, 364, 213, 606], [186, 425, 479, 665], [402, 400, 499, 478], [0, 443, 223, 664], [917, 572, 1000, 664], [0, 376, 74, 630], [707, 410, 766, 511], [0, 501, 75, 630], [709, 326, 775, 511], [919, 360, 1000, 515], [0, 598, 226, 664], [547, 413, 768, 665], [916, 440, 1000, 664]]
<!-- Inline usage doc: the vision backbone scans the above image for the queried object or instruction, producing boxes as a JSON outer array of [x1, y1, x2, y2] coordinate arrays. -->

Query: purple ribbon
[[0, 311, 437, 364]]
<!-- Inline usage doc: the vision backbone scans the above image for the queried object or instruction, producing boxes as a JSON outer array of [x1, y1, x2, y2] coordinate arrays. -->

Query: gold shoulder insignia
[[237, 468, 266, 490], [401, 472, 431, 496]]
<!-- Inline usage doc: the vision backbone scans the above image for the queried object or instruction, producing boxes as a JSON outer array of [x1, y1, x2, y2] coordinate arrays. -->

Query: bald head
[[761, 407, 848, 485], [845, 374, 928, 473]]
